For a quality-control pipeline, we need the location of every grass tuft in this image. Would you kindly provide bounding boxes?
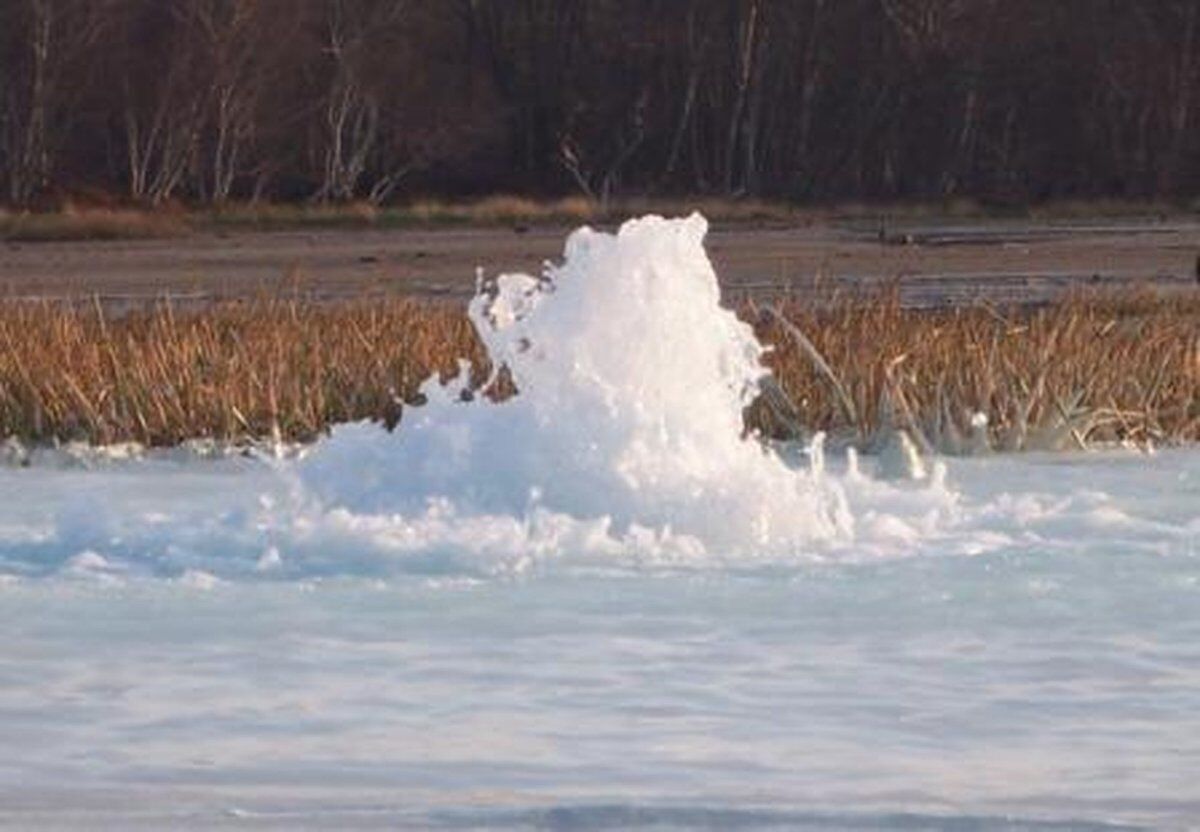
[749,289,1200,450]
[2,196,811,241]
[0,290,1195,450]
[0,205,189,242]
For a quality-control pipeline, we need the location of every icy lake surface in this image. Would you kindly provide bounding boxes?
[0,216,1196,829]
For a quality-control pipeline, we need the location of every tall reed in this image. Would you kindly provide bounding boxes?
[0,291,1195,450]
[752,290,1200,449]
[0,297,481,446]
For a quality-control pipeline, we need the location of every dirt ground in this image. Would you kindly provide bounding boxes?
[3,217,1198,308]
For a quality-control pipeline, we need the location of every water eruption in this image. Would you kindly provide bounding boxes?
[301,214,853,555]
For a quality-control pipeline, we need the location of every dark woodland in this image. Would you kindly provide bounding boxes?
[2,0,1199,208]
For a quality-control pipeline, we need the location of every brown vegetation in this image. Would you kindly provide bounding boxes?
[0,197,812,242]
[753,291,1200,451]
[0,297,480,446]
[0,292,1195,451]
[0,205,189,241]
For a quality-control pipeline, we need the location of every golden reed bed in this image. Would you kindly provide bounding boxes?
[0,291,1196,451]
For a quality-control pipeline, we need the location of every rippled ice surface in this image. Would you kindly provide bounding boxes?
[0,448,1197,830]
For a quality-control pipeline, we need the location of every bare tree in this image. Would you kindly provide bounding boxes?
[1144,0,1200,194]
[113,1,204,203]
[558,87,647,205]
[177,0,297,202]
[4,0,1200,206]
[721,0,763,194]
[310,0,413,203]
[0,0,110,204]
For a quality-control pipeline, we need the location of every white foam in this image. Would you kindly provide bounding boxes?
[0,212,1195,824]
[301,215,855,558]
[176,569,221,590]
[1,216,1193,584]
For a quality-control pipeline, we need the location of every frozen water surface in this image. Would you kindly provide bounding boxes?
[0,217,1197,829]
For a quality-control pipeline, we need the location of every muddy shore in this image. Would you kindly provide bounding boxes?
[3,217,1198,308]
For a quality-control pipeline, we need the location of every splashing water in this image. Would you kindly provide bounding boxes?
[1,216,1199,829]
[301,214,857,558]
[0,214,968,579]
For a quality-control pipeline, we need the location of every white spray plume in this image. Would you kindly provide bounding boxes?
[301,214,852,555]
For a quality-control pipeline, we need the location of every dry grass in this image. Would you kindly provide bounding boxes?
[751,289,1200,450]
[0,291,1196,450]
[0,205,189,242]
[7,196,1197,242]
[401,195,599,225]
[2,196,808,241]
[0,297,484,447]
[205,200,389,230]
[9,191,1200,245]
[207,195,804,230]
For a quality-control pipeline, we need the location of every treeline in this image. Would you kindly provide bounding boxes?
[2,0,1199,208]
